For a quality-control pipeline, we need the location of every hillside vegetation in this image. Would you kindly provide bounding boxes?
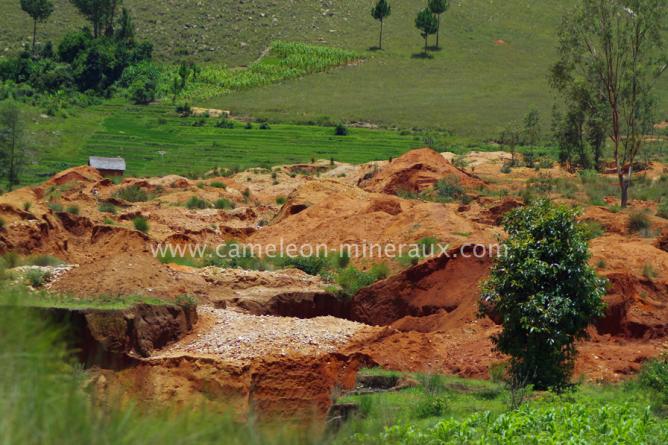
[3,0,665,137]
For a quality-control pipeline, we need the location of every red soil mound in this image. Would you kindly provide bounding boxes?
[253,180,499,262]
[349,245,493,326]
[50,252,212,300]
[359,148,486,195]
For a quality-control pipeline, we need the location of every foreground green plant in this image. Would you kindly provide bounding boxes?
[480,200,606,390]
[354,401,668,444]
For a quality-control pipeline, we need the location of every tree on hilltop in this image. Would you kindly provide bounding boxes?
[428,0,449,49]
[20,0,54,55]
[415,8,438,55]
[371,0,391,50]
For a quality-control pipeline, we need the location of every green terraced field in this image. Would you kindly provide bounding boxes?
[29,103,423,181]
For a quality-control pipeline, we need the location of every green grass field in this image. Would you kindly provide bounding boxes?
[4,0,665,139]
[23,102,424,182]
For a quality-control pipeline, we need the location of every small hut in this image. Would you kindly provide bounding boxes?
[88,156,126,178]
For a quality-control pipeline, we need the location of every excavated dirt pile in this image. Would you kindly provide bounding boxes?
[3,150,668,418]
[358,147,486,195]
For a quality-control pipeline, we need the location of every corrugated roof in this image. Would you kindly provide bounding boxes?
[88,156,126,171]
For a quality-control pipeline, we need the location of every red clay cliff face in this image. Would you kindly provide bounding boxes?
[349,245,493,326]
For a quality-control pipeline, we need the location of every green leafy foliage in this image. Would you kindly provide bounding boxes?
[98,202,117,214]
[357,402,668,444]
[334,122,349,136]
[480,200,606,390]
[639,355,668,405]
[628,211,652,235]
[132,216,149,233]
[214,198,235,210]
[113,185,150,202]
[186,196,209,210]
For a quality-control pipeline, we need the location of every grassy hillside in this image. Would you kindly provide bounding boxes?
[208,0,668,137]
[0,0,366,65]
[24,102,426,182]
[3,0,667,143]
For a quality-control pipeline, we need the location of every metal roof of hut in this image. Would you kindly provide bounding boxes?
[88,156,126,171]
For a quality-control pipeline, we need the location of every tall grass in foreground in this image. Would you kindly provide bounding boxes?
[161,41,361,101]
[0,284,313,445]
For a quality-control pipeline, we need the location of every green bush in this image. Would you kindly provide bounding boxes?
[259,122,271,130]
[279,255,329,276]
[480,200,606,390]
[414,395,449,419]
[215,118,235,129]
[186,196,209,210]
[336,265,387,298]
[500,162,513,174]
[98,202,117,214]
[578,220,605,240]
[22,202,31,212]
[643,264,658,280]
[275,196,287,205]
[628,210,652,234]
[214,198,235,210]
[417,236,440,257]
[175,102,191,116]
[639,355,668,404]
[66,205,80,215]
[129,76,157,105]
[48,202,63,212]
[334,123,349,136]
[25,269,51,288]
[435,176,466,202]
[133,216,149,234]
[175,295,197,309]
[210,181,226,189]
[657,200,668,219]
[113,185,149,203]
[337,251,351,269]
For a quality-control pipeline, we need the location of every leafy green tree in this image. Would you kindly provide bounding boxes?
[115,7,134,42]
[415,8,438,54]
[0,101,30,191]
[499,123,521,166]
[371,0,391,50]
[428,0,449,49]
[522,109,541,146]
[553,0,667,207]
[20,0,54,55]
[69,0,120,38]
[480,200,606,390]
